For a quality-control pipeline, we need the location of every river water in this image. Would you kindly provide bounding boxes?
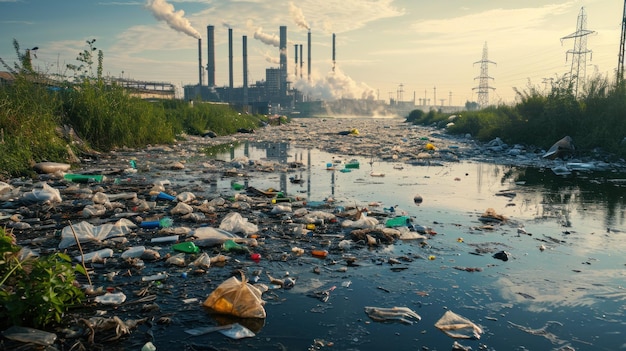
[126,137,626,351]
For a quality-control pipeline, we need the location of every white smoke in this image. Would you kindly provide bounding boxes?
[289,2,310,30]
[145,0,201,39]
[253,27,280,47]
[294,67,376,100]
[264,52,280,64]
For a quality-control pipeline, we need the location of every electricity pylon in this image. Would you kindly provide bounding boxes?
[473,42,496,107]
[561,7,595,97]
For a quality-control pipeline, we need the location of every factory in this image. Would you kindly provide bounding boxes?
[183,25,319,116]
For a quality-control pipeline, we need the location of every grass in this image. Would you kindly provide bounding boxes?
[407,74,626,159]
[0,39,273,179]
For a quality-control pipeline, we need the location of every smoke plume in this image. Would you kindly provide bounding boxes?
[294,67,376,101]
[146,0,201,39]
[253,27,280,47]
[289,2,310,30]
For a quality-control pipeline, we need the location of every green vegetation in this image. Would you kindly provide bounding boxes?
[0,228,86,328]
[0,39,272,178]
[407,74,626,159]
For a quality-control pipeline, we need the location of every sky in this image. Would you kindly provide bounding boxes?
[0,0,623,105]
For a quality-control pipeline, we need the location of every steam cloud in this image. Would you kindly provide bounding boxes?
[294,67,376,101]
[146,0,201,39]
[253,27,280,47]
[289,2,310,30]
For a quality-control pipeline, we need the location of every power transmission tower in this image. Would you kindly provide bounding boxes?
[617,1,626,82]
[561,7,595,97]
[473,42,496,107]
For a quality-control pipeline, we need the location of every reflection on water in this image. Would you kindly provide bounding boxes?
[198,140,626,350]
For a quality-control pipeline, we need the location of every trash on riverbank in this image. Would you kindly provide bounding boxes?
[202,273,267,319]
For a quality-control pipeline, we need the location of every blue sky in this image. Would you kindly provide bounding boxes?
[0,0,622,105]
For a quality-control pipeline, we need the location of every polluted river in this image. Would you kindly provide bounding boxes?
[1,117,626,351]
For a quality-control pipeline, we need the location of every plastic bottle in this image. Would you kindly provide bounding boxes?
[222,239,249,253]
[140,217,173,229]
[156,192,176,201]
[142,272,168,281]
[172,241,200,254]
[121,246,145,259]
[63,173,105,183]
[272,197,292,203]
[385,215,411,228]
[75,248,114,262]
[151,235,180,243]
[231,182,245,190]
[311,249,328,258]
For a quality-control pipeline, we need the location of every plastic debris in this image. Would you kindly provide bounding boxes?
[1,326,57,346]
[364,306,421,324]
[202,273,266,318]
[434,310,483,339]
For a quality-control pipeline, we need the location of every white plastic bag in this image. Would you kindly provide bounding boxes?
[219,212,258,235]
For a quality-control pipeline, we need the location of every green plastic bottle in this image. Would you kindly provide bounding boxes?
[172,241,199,254]
[64,173,105,183]
[222,239,249,253]
[385,215,411,228]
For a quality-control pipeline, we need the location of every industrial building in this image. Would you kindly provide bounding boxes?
[183,25,329,117]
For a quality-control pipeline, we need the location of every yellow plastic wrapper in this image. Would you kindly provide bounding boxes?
[203,273,266,319]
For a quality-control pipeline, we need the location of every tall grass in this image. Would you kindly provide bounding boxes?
[0,39,271,178]
[410,74,626,158]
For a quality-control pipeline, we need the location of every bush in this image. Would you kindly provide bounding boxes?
[0,228,85,328]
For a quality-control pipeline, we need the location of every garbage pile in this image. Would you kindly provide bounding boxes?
[0,137,443,349]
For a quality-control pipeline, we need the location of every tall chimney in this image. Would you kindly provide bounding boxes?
[228,28,233,90]
[279,26,287,97]
[299,44,303,79]
[243,35,248,106]
[207,25,215,87]
[307,30,311,81]
[198,38,202,86]
[294,44,298,78]
[332,33,336,72]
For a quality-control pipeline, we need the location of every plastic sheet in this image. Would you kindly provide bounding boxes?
[434,310,483,339]
[59,218,136,249]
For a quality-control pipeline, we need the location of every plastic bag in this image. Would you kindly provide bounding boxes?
[434,310,483,339]
[21,182,62,204]
[219,212,258,235]
[59,218,136,249]
[202,273,266,318]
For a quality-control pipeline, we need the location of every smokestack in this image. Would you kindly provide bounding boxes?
[228,28,233,90]
[332,33,336,72]
[207,25,215,87]
[307,30,311,81]
[243,35,248,106]
[294,44,298,78]
[198,38,202,86]
[279,26,287,97]
[300,44,303,79]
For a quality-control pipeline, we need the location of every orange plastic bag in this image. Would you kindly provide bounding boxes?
[202,273,266,319]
